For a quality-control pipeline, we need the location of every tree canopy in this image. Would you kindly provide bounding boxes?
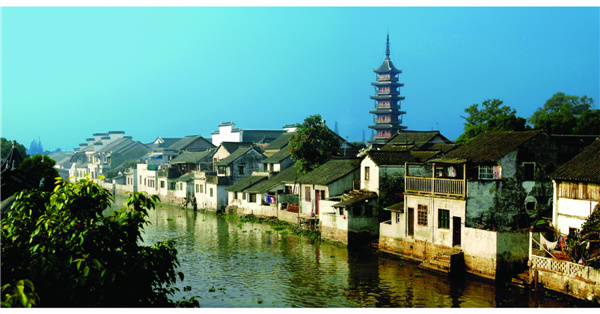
[528,92,598,135]
[1,178,184,307]
[456,99,528,145]
[16,154,60,192]
[27,137,44,156]
[288,114,342,174]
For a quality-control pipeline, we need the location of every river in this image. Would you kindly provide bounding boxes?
[116,199,588,308]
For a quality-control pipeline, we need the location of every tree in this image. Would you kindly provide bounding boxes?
[288,114,342,174]
[528,92,597,134]
[1,178,183,307]
[16,154,59,192]
[456,99,528,145]
[1,138,28,160]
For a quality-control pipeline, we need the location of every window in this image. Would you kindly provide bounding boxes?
[238,164,245,175]
[210,188,213,197]
[523,162,535,181]
[196,184,199,193]
[243,193,246,200]
[478,166,494,180]
[320,190,326,200]
[417,205,428,226]
[365,167,370,180]
[218,166,226,175]
[438,209,450,229]
[338,207,343,215]
[234,192,238,200]
[249,193,257,203]
[396,212,401,224]
[169,182,176,190]
[200,185,204,193]
[161,181,165,188]
[305,186,311,201]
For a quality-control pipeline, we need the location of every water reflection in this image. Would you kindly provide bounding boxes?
[116,199,585,308]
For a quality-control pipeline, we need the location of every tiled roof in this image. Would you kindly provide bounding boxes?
[297,158,362,185]
[550,139,600,183]
[264,132,295,151]
[245,164,303,193]
[263,148,291,163]
[382,130,450,150]
[168,135,214,151]
[220,142,255,154]
[374,57,401,74]
[385,202,404,211]
[410,151,442,163]
[225,175,269,192]
[215,146,264,166]
[242,130,286,144]
[333,192,378,208]
[366,150,416,166]
[156,138,182,148]
[170,150,214,164]
[176,172,195,182]
[440,130,544,164]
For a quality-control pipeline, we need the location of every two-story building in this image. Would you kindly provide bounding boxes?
[380,130,568,279]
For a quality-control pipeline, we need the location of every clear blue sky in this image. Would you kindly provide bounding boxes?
[1,6,599,151]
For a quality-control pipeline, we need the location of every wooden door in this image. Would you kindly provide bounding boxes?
[408,207,414,237]
[453,217,461,247]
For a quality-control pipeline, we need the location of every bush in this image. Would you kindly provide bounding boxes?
[1,177,183,307]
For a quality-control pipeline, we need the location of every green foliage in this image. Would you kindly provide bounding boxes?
[289,114,342,174]
[456,99,528,145]
[1,177,182,307]
[378,172,404,209]
[28,137,44,156]
[1,137,28,160]
[1,279,40,308]
[17,154,60,192]
[528,92,597,135]
[566,204,600,268]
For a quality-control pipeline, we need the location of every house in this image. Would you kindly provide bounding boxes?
[212,142,255,166]
[320,191,379,245]
[262,132,295,157]
[380,130,571,280]
[211,122,287,147]
[169,149,215,173]
[194,172,230,212]
[230,164,303,222]
[215,146,265,185]
[360,150,417,195]
[296,157,362,216]
[261,148,294,173]
[549,138,600,237]
[528,139,600,302]
[225,174,270,213]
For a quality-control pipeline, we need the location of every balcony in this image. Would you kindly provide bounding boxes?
[405,162,466,198]
[406,177,465,197]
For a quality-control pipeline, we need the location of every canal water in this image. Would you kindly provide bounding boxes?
[116,199,587,308]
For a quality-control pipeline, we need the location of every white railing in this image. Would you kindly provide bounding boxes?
[406,177,465,197]
[531,255,585,278]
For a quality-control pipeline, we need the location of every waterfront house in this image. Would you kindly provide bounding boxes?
[380,130,570,279]
[320,191,379,245]
[225,174,270,213]
[360,150,417,195]
[232,165,303,223]
[528,138,600,302]
[549,138,600,237]
[297,157,362,217]
[261,147,294,173]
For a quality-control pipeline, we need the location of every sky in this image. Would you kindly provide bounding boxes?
[1,6,599,152]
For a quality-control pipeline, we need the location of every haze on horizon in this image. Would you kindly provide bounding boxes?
[1,6,598,151]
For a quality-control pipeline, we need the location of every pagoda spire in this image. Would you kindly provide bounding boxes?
[385,33,390,57]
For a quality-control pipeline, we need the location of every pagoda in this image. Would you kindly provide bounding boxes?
[368,34,406,145]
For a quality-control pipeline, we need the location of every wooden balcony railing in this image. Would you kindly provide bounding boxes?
[406,176,465,198]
